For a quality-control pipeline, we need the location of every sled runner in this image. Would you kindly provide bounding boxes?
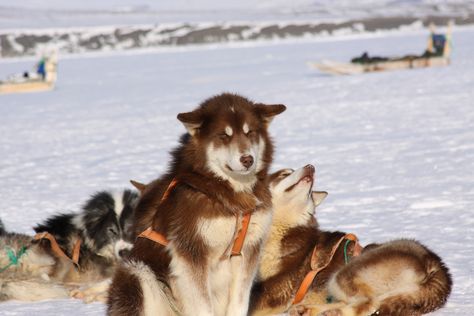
[0,55,57,94]
[309,23,452,75]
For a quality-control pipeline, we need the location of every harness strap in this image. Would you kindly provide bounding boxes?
[71,237,81,264]
[292,233,359,305]
[34,232,81,266]
[138,213,252,256]
[162,178,178,201]
[138,227,169,246]
[137,178,176,246]
[0,246,27,273]
[231,213,252,257]
[137,178,253,257]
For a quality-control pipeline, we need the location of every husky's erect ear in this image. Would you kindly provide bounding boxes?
[130,180,147,194]
[312,191,328,207]
[254,103,286,126]
[177,110,203,136]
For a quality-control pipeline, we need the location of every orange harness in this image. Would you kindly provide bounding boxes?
[33,232,81,266]
[137,178,252,257]
[291,233,361,305]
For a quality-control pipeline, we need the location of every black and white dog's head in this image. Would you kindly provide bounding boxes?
[74,189,139,260]
[34,189,139,262]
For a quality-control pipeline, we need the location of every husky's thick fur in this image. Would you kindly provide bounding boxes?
[0,189,139,302]
[250,165,359,315]
[251,166,451,316]
[298,239,452,316]
[0,226,62,301]
[108,93,286,316]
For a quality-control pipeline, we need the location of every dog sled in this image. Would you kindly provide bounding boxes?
[0,56,57,94]
[308,23,452,75]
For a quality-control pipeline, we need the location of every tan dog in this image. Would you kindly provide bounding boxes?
[295,239,452,316]
[250,165,361,315]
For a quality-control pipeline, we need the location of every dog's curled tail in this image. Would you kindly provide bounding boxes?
[378,250,452,315]
[417,252,452,312]
[108,261,177,316]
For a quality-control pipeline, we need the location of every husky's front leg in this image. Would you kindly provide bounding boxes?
[171,255,214,316]
[226,250,260,316]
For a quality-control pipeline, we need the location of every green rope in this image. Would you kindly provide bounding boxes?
[0,246,27,273]
[343,239,352,264]
[325,239,353,303]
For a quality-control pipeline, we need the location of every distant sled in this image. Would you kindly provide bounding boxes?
[309,57,450,75]
[0,56,57,94]
[309,23,452,75]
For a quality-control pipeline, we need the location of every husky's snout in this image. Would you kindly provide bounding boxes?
[240,155,254,169]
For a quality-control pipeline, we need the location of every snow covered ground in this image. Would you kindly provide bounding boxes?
[0,27,473,315]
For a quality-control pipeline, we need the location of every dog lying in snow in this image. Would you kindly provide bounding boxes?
[294,239,452,316]
[247,165,452,316]
[0,189,139,302]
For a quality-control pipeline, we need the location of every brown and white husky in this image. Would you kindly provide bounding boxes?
[107,93,286,316]
[296,238,452,316]
[250,165,361,315]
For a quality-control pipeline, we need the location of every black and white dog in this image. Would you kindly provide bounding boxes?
[0,189,139,302]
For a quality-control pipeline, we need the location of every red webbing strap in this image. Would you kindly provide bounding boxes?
[162,178,178,202]
[138,227,169,246]
[291,233,359,305]
[137,179,253,258]
[34,232,81,266]
[137,178,177,246]
[71,238,82,264]
[231,213,252,257]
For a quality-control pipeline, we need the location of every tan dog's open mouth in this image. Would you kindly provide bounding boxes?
[285,164,315,192]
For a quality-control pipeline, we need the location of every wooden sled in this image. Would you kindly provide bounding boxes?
[308,56,450,75]
[309,23,452,75]
[0,56,57,95]
[0,80,55,94]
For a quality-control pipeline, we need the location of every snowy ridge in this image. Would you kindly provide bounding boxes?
[1,15,473,58]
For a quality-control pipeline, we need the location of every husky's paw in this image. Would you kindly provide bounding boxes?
[70,280,110,303]
[289,305,313,316]
[318,309,342,316]
[70,288,107,303]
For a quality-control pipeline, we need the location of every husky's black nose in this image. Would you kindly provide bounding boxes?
[240,155,254,169]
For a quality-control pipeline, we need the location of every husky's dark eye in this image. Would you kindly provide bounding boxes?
[108,228,118,236]
[279,170,293,178]
[218,133,230,140]
[246,130,256,137]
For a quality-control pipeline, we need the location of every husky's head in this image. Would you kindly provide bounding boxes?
[75,189,139,261]
[177,93,286,192]
[269,165,327,227]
